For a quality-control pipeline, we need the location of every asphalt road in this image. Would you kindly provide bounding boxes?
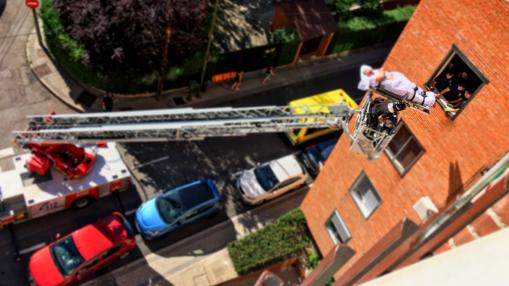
[0,42,384,285]
[0,0,74,149]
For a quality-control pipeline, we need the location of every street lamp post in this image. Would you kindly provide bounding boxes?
[199,0,220,93]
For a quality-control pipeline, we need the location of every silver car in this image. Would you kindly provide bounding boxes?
[236,154,308,205]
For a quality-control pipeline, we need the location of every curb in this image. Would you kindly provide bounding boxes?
[26,31,86,112]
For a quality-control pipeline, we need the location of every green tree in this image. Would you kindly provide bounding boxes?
[358,0,383,17]
[332,0,356,21]
[53,0,208,77]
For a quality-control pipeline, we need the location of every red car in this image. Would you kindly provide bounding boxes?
[28,212,136,286]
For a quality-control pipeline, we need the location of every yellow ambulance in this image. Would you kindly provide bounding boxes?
[286,88,358,145]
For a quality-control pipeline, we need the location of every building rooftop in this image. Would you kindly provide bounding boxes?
[214,0,274,53]
[363,228,509,286]
[277,0,339,41]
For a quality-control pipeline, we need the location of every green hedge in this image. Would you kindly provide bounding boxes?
[40,0,96,85]
[277,41,300,66]
[327,5,415,54]
[227,209,310,275]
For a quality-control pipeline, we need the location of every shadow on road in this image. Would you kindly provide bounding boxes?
[119,133,298,218]
[0,0,6,17]
[84,247,176,286]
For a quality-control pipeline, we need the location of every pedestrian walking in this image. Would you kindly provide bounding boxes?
[261,65,275,85]
[231,70,244,91]
[102,92,114,112]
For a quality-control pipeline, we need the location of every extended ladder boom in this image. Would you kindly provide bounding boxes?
[26,105,343,128]
[14,104,354,144]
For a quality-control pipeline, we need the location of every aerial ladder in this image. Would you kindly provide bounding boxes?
[12,102,398,178]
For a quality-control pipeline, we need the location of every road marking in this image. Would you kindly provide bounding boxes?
[136,156,170,169]
[125,208,137,216]
[19,242,46,255]
[0,3,30,68]
[244,156,257,167]
[0,147,14,159]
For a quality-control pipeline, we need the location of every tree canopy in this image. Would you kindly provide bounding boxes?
[54,0,207,76]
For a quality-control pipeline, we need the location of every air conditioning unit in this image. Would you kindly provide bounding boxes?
[413,196,439,223]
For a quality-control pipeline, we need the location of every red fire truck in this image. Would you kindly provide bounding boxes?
[0,143,131,228]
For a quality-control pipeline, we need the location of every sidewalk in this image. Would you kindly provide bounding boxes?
[82,188,308,286]
[26,29,391,112]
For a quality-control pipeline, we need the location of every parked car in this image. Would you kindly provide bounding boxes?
[28,212,135,286]
[135,179,222,239]
[299,138,337,177]
[235,154,308,205]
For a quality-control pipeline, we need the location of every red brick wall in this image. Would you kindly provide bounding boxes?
[301,0,509,279]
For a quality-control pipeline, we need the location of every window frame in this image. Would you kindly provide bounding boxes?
[349,171,382,219]
[385,121,425,176]
[325,209,351,244]
[426,44,489,120]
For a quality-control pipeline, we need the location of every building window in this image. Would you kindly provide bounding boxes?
[386,122,424,175]
[427,45,488,119]
[326,210,351,244]
[350,171,381,218]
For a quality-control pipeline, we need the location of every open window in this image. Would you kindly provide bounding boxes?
[427,45,488,119]
[325,209,351,244]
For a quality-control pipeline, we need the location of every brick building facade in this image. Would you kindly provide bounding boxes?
[300,0,509,283]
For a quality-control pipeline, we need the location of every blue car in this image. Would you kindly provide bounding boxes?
[299,139,337,177]
[135,179,222,239]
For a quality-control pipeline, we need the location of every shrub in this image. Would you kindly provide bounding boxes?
[307,249,321,269]
[270,28,299,44]
[277,41,300,66]
[331,0,356,21]
[227,209,310,275]
[327,5,416,54]
[39,0,206,94]
[270,28,300,66]
[358,0,383,17]
[342,5,416,31]
[384,5,416,22]
[40,0,84,63]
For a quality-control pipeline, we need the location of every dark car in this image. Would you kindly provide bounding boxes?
[299,139,337,177]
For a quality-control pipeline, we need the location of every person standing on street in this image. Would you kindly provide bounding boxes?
[231,70,244,91]
[102,92,114,112]
[261,65,275,85]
